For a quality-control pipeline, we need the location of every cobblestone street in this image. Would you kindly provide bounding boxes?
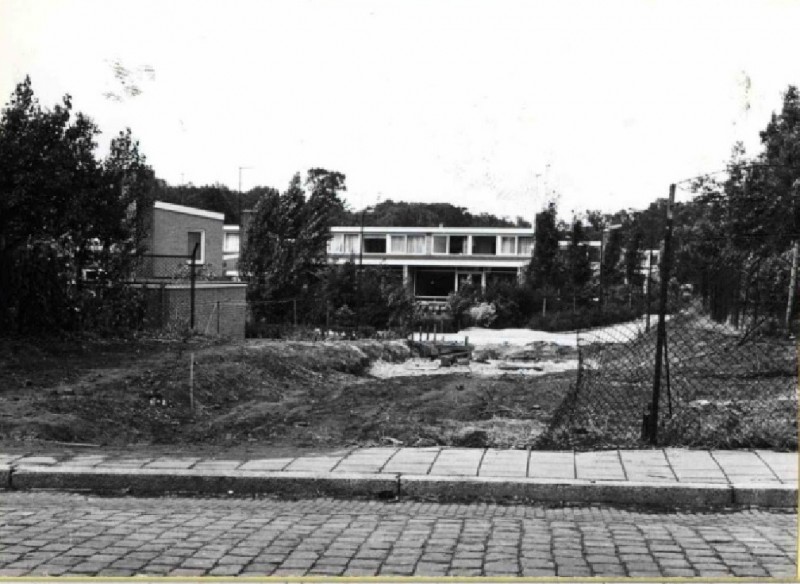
[0,492,795,578]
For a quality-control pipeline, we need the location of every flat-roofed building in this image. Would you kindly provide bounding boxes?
[327,226,535,304]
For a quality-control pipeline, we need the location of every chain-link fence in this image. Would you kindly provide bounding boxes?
[129,251,247,338]
[538,187,798,450]
[244,297,412,340]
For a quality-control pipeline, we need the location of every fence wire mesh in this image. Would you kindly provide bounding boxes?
[539,299,797,449]
[538,189,798,450]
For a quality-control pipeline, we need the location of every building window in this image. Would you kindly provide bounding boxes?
[187,231,205,263]
[407,235,426,254]
[224,233,240,253]
[500,236,516,255]
[433,235,448,254]
[343,234,359,253]
[363,236,386,254]
[390,235,406,253]
[472,236,496,255]
[449,235,467,255]
[329,233,359,254]
[518,237,533,256]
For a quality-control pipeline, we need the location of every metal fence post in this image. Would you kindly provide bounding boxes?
[216,300,221,335]
[646,184,675,444]
[190,243,199,330]
[645,249,653,332]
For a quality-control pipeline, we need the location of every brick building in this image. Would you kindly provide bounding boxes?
[133,201,246,338]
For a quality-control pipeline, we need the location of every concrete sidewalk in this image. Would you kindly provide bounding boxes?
[1,447,796,509]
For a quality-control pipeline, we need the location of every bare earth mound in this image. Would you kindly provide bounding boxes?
[0,337,570,450]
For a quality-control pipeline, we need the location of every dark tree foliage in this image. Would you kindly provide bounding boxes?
[526,201,561,290]
[624,228,644,287]
[0,77,155,333]
[342,200,526,228]
[153,183,263,224]
[315,262,413,329]
[600,228,623,288]
[565,219,593,305]
[241,170,348,321]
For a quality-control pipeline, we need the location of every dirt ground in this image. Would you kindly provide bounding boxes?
[0,335,573,452]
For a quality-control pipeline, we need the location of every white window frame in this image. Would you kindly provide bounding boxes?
[187,230,205,264]
[471,235,497,256]
[224,232,240,253]
[432,235,448,255]
[499,235,516,256]
[448,235,468,255]
[518,236,534,256]
[406,234,427,255]
[389,234,407,254]
[363,235,388,254]
[343,234,360,254]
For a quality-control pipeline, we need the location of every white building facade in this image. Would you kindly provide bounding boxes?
[327,226,535,303]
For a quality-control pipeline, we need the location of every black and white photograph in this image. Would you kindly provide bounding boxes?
[0,0,798,581]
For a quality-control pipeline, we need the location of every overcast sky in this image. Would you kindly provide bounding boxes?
[2,0,800,222]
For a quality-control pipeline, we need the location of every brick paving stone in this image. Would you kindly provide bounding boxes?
[0,492,796,578]
[169,567,206,576]
[209,564,245,575]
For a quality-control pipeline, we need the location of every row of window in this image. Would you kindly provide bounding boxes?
[329,234,534,256]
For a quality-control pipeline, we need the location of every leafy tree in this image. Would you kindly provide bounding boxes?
[526,201,562,315]
[527,201,561,288]
[624,229,644,287]
[0,77,153,332]
[241,171,347,320]
[317,263,412,330]
[565,219,593,309]
[600,228,623,291]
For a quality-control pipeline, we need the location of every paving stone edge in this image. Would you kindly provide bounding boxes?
[2,464,795,509]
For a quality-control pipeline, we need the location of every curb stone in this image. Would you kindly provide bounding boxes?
[4,464,796,509]
[400,475,735,508]
[10,466,398,498]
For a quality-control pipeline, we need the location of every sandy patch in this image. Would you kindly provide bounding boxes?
[369,357,578,378]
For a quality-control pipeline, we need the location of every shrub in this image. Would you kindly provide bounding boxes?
[468,302,497,327]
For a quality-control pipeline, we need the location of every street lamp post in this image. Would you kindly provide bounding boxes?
[238,166,252,227]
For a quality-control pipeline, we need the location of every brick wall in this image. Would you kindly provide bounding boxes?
[139,283,246,339]
[150,207,224,276]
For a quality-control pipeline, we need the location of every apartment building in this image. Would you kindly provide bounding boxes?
[327,226,535,302]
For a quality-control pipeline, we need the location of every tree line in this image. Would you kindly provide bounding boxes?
[2,76,798,335]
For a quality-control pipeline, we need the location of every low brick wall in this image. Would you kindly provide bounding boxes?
[137,282,247,339]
